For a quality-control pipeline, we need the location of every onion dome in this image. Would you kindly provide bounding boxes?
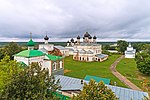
[75,41,77,43]
[93,35,97,39]
[84,32,90,37]
[88,35,92,39]
[67,41,70,43]
[27,39,35,46]
[77,35,80,39]
[44,35,49,40]
[70,38,74,42]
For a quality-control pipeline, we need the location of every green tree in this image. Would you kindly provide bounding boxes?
[103,45,111,50]
[0,62,61,100]
[132,43,144,52]
[117,40,128,54]
[72,80,118,100]
[143,44,150,54]
[0,55,22,92]
[135,52,150,76]
[0,48,4,59]
[3,42,22,60]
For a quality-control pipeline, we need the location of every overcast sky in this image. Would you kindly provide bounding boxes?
[0,0,150,42]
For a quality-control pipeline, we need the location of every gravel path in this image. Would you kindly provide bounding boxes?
[110,55,141,91]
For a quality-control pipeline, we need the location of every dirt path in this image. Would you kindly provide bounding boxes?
[110,55,141,91]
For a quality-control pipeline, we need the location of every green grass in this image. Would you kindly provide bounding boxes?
[116,58,150,90]
[64,54,127,88]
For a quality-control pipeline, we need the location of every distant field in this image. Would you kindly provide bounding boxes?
[0,42,67,47]
[116,58,150,91]
[64,55,127,88]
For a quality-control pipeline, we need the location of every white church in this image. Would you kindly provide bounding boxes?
[14,33,64,75]
[66,32,108,62]
[125,43,136,58]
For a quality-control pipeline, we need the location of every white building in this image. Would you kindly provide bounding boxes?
[55,46,69,56]
[66,32,108,62]
[39,35,54,54]
[125,43,136,58]
[14,34,64,75]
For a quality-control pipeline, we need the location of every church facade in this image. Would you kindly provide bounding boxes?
[14,33,64,75]
[66,32,108,62]
[125,43,136,58]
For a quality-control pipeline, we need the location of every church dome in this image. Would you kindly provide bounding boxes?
[84,32,90,37]
[27,39,35,46]
[44,35,49,40]
[70,38,74,42]
[88,35,92,39]
[77,35,80,39]
[93,36,97,39]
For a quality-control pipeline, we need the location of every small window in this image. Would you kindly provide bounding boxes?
[52,62,57,71]
[80,57,81,60]
[60,61,63,68]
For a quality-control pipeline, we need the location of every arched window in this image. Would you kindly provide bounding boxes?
[87,57,89,61]
[60,61,63,68]
[52,62,57,71]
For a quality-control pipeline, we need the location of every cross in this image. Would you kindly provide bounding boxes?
[30,32,32,39]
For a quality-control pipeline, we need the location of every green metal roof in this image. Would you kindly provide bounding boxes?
[15,50,45,58]
[18,61,27,68]
[84,75,110,85]
[27,39,35,46]
[46,54,62,61]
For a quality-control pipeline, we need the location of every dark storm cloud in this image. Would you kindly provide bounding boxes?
[0,0,150,41]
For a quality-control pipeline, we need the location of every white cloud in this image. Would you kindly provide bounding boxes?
[0,0,150,42]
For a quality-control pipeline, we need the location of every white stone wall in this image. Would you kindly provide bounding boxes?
[60,49,69,56]
[125,54,135,58]
[127,47,134,51]
[39,44,54,51]
[73,53,95,62]
[14,56,45,66]
[75,45,102,54]
[14,56,29,65]
[42,60,52,75]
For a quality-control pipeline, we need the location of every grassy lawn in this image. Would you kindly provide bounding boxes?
[116,58,150,92]
[64,54,127,88]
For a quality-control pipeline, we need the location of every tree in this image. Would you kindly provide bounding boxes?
[135,52,150,75]
[0,62,61,100]
[3,42,22,60]
[117,40,128,54]
[132,43,144,52]
[0,55,22,92]
[103,45,111,50]
[0,48,4,59]
[72,80,118,100]
[143,44,150,54]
